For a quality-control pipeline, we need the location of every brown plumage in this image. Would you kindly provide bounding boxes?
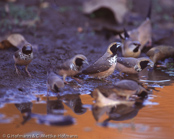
[115,57,154,75]
[56,54,88,83]
[146,45,174,65]
[119,29,141,58]
[46,71,64,95]
[96,80,149,100]
[82,42,121,79]
[13,44,34,77]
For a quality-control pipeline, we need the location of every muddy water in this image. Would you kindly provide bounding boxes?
[0,68,174,139]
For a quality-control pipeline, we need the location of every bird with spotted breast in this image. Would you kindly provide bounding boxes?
[81,42,121,79]
[13,44,33,77]
[119,29,141,58]
[56,54,88,84]
[116,57,154,76]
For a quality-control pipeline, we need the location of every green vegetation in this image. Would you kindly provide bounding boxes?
[0,2,40,33]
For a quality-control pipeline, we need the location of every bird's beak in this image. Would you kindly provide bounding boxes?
[83,60,89,65]
[116,42,122,48]
[148,61,154,67]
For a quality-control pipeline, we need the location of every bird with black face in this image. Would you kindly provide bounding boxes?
[56,54,88,84]
[47,71,64,96]
[13,44,33,77]
[116,57,154,76]
[119,29,141,58]
[81,42,121,79]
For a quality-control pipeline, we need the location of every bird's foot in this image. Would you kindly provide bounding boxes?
[25,66,31,77]
[64,81,69,84]
[27,72,32,77]
[15,64,21,75]
[72,77,83,84]
[119,72,124,78]
[15,68,21,75]
[156,64,167,68]
[100,78,109,82]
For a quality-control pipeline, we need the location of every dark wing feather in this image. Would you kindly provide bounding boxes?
[82,57,111,74]
[114,80,138,91]
[117,57,137,68]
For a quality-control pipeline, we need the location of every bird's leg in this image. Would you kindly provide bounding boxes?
[72,76,83,84]
[63,74,68,84]
[119,72,124,78]
[14,64,20,75]
[25,65,31,77]
[47,89,49,96]
[126,95,130,100]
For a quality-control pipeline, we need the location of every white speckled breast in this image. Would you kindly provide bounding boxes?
[108,55,117,65]
[19,52,33,61]
[134,64,142,72]
[70,63,77,71]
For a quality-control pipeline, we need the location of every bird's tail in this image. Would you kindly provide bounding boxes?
[124,28,130,39]
[146,0,152,19]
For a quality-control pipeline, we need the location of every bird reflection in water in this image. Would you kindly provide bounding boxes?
[15,102,32,125]
[46,97,64,115]
[14,97,75,126]
[62,94,87,115]
[91,81,148,126]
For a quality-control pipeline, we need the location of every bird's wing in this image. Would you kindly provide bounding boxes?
[57,59,72,70]
[117,57,137,68]
[115,80,138,91]
[14,51,20,59]
[82,57,111,74]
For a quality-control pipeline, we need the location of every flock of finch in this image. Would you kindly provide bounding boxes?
[1,3,174,104]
